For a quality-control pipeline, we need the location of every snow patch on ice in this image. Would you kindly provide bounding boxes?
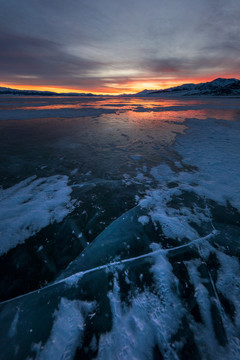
[8,309,20,338]
[176,119,240,210]
[130,154,142,161]
[139,118,240,241]
[0,175,74,255]
[152,119,240,210]
[122,171,152,187]
[70,168,78,175]
[216,252,240,329]
[139,181,207,241]
[97,254,184,360]
[185,253,240,360]
[138,215,149,225]
[35,298,95,360]
[186,260,219,357]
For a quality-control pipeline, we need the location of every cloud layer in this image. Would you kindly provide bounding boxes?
[0,0,239,93]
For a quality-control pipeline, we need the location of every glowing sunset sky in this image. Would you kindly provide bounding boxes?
[0,0,239,94]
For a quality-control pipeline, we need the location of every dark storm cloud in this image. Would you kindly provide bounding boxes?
[141,55,240,77]
[0,0,239,91]
[0,29,106,79]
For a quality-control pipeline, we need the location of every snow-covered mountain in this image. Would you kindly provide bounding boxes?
[0,86,96,96]
[135,78,240,97]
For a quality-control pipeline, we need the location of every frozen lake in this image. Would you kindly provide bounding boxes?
[0,96,240,359]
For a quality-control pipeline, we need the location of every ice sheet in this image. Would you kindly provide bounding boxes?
[0,99,240,360]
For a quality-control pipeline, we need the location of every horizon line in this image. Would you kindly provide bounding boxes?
[1,77,239,96]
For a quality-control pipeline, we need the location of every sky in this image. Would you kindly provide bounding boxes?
[0,0,239,94]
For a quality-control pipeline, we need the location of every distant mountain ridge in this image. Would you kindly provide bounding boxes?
[0,86,96,96]
[135,78,240,97]
[1,78,240,97]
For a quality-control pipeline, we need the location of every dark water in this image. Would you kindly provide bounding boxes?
[0,96,240,360]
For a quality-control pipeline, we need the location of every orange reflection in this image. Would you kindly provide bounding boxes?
[2,97,190,111]
[1,97,238,123]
